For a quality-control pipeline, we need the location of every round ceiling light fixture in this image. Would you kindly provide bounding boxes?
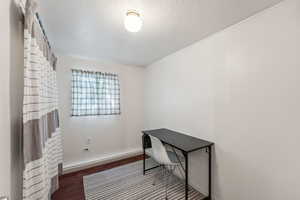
[124,10,143,33]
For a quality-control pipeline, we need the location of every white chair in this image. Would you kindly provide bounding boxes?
[147,135,184,200]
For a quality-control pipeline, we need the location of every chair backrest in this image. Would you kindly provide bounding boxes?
[149,135,172,165]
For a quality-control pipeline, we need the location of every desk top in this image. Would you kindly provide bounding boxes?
[142,128,214,153]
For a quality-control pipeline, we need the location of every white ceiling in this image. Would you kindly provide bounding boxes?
[39,0,282,67]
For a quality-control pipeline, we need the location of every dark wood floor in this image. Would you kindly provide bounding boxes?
[52,155,144,200]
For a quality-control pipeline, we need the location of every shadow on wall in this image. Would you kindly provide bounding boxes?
[10,1,24,200]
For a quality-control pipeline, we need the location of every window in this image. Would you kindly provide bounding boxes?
[71,69,121,116]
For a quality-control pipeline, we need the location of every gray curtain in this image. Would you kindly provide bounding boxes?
[19,0,63,199]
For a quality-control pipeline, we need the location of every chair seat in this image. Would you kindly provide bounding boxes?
[145,148,184,164]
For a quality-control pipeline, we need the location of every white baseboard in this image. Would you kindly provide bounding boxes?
[189,181,207,197]
[172,168,208,197]
[63,148,143,174]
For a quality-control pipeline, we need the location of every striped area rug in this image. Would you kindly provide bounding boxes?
[83,160,205,200]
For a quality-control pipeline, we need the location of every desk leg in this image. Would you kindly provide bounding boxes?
[184,153,189,200]
[143,146,146,175]
[208,146,212,200]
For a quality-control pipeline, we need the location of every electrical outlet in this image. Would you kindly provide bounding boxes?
[83,138,92,152]
[86,138,92,145]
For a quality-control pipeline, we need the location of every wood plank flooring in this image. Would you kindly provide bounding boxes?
[52,155,144,200]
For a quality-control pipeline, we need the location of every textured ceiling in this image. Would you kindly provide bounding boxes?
[39,0,282,66]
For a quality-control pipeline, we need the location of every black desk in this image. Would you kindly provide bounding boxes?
[142,128,214,200]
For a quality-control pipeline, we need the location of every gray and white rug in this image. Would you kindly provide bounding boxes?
[83,160,205,200]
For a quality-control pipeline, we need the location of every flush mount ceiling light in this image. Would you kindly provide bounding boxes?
[124,10,143,33]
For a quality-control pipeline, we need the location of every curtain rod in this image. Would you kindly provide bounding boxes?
[15,0,52,49]
[35,13,52,50]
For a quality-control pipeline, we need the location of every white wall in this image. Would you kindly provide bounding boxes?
[144,0,300,199]
[0,0,12,197]
[0,0,23,199]
[10,1,24,200]
[57,55,144,170]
